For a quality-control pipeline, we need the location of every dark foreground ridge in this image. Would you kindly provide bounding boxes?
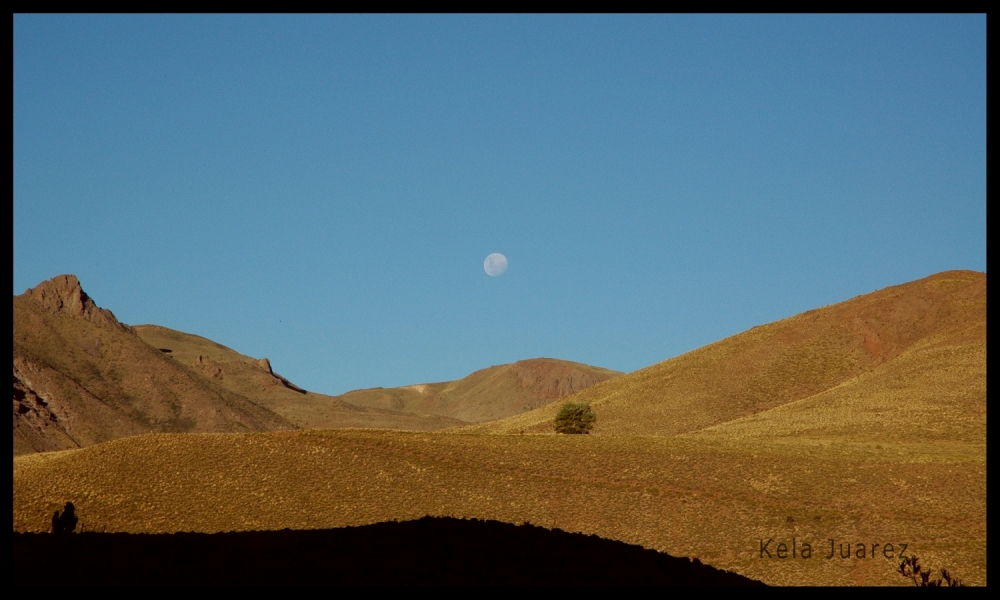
[14,516,764,586]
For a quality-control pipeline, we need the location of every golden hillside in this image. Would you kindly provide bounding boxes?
[13,270,986,585]
[468,270,985,441]
[339,358,621,423]
[13,429,985,586]
[684,321,985,452]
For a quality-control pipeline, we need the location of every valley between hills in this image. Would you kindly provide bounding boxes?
[13,270,986,586]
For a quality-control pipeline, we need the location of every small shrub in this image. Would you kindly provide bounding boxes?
[898,556,965,587]
[51,502,78,535]
[554,402,596,434]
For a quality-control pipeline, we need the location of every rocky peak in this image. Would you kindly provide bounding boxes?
[257,358,273,374]
[22,275,135,334]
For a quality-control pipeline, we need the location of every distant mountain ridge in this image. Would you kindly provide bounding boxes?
[131,324,466,434]
[13,275,620,454]
[339,358,621,423]
[16,270,982,455]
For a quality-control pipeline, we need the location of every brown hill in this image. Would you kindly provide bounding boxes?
[13,275,294,455]
[132,324,465,433]
[13,276,464,456]
[468,270,985,445]
[338,358,621,423]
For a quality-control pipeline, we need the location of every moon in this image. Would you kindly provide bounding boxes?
[484,253,508,276]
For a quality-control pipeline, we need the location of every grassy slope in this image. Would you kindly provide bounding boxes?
[464,270,985,439]
[684,325,985,454]
[134,325,464,432]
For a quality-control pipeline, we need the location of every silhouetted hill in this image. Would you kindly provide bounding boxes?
[12,516,763,586]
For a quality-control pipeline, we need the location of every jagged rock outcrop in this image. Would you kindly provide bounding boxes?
[23,274,135,334]
[13,359,76,453]
[11,356,133,454]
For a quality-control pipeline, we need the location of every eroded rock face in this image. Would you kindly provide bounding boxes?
[23,274,135,334]
[14,370,59,429]
[193,355,224,379]
[13,276,298,456]
[257,358,272,374]
[511,359,612,399]
[13,358,80,454]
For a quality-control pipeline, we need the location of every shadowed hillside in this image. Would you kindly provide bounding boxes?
[13,275,293,455]
[466,270,985,441]
[339,358,621,423]
[12,517,763,586]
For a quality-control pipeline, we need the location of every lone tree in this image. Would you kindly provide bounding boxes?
[554,402,596,434]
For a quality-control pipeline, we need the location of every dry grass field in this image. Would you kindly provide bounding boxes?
[13,270,985,586]
[13,429,985,586]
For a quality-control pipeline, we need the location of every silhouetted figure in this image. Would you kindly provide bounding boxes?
[52,502,78,535]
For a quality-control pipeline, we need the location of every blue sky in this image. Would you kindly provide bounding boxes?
[14,15,986,395]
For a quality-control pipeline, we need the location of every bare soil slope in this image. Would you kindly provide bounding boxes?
[339,358,621,423]
[468,270,985,440]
